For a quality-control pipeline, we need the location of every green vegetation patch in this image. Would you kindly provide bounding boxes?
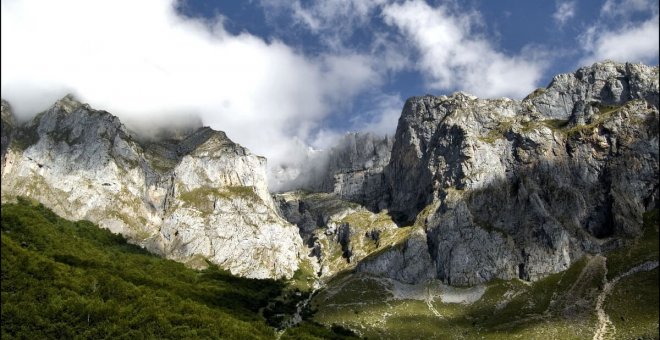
[289,257,318,292]
[604,268,659,339]
[605,208,659,280]
[313,256,607,339]
[479,120,513,144]
[316,209,412,276]
[0,199,352,339]
[178,185,262,214]
[542,119,569,130]
[564,103,622,138]
[280,321,360,340]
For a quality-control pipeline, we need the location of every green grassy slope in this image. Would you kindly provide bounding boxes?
[311,209,660,340]
[2,198,656,339]
[0,199,357,339]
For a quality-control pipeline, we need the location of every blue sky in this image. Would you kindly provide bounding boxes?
[178,0,659,134]
[1,0,658,179]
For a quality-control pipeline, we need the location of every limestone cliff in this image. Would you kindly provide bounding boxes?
[277,61,659,287]
[0,95,304,279]
[378,61,659,285]
[316,132,393,210]
[284,132,393,210]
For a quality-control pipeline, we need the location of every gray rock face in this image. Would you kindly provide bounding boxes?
[275,191,434,283]
[321,133,393,210]
[1,99,17,171]
[382,61,659,286]
[274,61,658,287]
[529,61,659,119]
[355,225,435,284]
[1,95,304,279]
[294,132,393,210]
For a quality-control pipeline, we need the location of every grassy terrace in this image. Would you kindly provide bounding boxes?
[0,199,357,339]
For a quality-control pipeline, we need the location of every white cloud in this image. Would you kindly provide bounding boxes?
[0,0,380,182]
[348,93,403,137]
[381,0,545,99]
[579,14,659,65]
[261,0,388,34]
[553,1,576,27]
[601,0,657,17]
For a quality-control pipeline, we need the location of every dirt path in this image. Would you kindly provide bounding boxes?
[592,260,659,340]
[426,286,443,319]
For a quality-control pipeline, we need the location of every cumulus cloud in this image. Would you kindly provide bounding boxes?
[381,0,546,99]
[579,0,659,66]
[0,0,380,183]
[553,1,576,27]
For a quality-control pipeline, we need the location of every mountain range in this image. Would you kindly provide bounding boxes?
[1,60,659,339]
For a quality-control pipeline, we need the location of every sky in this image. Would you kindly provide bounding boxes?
[1,0,658,188]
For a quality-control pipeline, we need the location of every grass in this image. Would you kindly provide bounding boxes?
[312,255,616,339]
[289,257,318,292]
[542,119,569,130]
[605,208,659,280]
[479,120,513,144]
[604,268,659,339]
[178,185,261,215]
[0,199,356,339]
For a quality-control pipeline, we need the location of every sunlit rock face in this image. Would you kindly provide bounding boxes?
[0,95,304,279]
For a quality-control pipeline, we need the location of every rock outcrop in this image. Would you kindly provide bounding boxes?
[275,191,433,283]
[379,61,659,286]
[0,95,304,279]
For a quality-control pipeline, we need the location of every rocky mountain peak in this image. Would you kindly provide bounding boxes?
[377,61,659,285]
[48,93,94,115]
[527,61,658,120]
[1,97,304,279]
